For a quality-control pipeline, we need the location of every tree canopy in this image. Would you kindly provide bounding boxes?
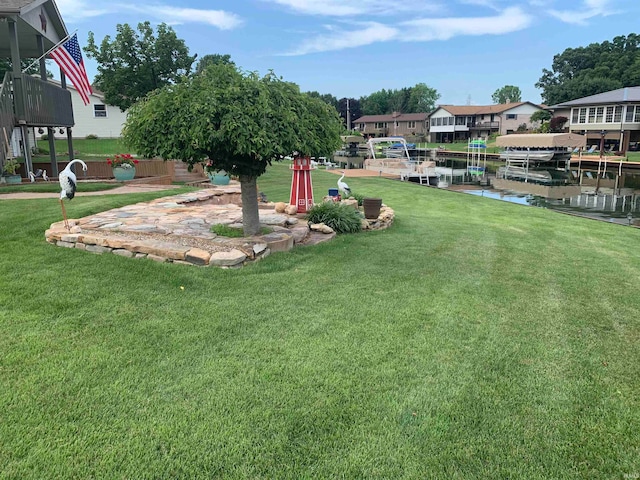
[195,54,234,75]
[0,58,53,79]
[123,64,343,235]
[84,22,196,111]
[359,83,440,115]
[492,85,522,104]
[536,33,640,105]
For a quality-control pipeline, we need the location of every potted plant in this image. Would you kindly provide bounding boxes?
[107,153,139,181]
[204,158,230,185]
[1,158,22,184]
[363,197,383,219]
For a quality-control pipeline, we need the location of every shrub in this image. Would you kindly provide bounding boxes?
[349,192,365,206]
[86,134,99,140]
[40,134,48,141]
[306,201,363,234]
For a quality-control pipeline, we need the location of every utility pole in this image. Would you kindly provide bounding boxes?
[346,98,351,131]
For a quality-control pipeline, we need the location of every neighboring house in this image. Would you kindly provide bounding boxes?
[40,79,128,139]
[428,102,544,143]
[352,112,428,137]
[548,87,640,153]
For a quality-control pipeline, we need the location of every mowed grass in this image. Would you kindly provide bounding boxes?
[1,164,639,479]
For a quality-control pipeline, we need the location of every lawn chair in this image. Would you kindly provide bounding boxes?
[585,145,597,155]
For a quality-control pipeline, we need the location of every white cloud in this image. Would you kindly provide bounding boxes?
[55,0,109,21]
[56,1,242,30]
[282,22,398,55]
[281,6,532,55]
[400,7,532,41]
[266,0,443,17]
[146,6,243,29]
[547,0,618,25]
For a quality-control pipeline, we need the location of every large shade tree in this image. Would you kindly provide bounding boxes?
[123,64,343,235]
[492,85,522,104]
[536,33,640,105]
[85,21,196,111]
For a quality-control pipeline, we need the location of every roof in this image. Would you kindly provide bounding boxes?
[435,102,541,116]
[353,113,428,123]
[550,87,640,108]
[0,0,38,12]
[495,133,586,148]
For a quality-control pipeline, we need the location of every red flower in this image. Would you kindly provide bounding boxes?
[106,159,112,165]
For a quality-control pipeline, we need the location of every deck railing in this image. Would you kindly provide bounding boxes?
[0,72,15,165]
[20,74,74,127]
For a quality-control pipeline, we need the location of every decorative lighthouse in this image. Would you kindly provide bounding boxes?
[289,155,314,213]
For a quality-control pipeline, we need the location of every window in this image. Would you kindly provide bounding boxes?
[94,104,107,118]
[449,117,454,125]
[375,122,387,129]
[626,106,635,122]
[635,106,640,123]
[431,118,436,126]
[587,107,596,123]
[605,106,614,122]
[436,118,442,126]
[579,107,586,123]
[614,106,622,123]
[408,121,416,129]
[572,108,579,124]
[506,114,517,120]
[595,107,604,123]
[358,123,364,130]
[455,116,466,126]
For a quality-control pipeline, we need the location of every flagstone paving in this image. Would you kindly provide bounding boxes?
[45,183,395,268]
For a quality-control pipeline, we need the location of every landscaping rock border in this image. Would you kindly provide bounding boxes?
[45,185,394,268]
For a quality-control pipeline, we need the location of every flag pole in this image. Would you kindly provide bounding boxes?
[21,29,78,73]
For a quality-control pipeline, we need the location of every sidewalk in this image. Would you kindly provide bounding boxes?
[0,183,181,200]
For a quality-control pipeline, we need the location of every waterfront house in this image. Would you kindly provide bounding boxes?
[428,102,544,143]
[352,112,429,138]
[548,87,640,154]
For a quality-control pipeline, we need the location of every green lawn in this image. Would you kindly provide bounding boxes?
[0,182,121,195]
[1,164,639,479]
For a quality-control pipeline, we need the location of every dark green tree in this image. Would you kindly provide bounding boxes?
[337,97,362,128]
[123,64,343,235]
[85,21,196,111]
[0,58,53,79]
[492,85,522,104]
[530,110,552,124]
[195,54,234,74]
[536,33,640,105]
[305,91,339,110]
[360,83,440,115]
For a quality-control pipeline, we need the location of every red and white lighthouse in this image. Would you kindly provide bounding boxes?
[289,156,314,213]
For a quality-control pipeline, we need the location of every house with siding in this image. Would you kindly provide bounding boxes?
[43,79,128,138]
[428,102,544,143]
[548,87,640,154]
[352,112,428,137]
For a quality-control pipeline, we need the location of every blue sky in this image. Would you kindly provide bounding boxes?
[56,0,638,106]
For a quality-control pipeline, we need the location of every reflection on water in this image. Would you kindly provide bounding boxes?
[462,189,640,226]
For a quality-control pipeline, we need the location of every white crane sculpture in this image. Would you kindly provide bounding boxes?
[337,171,351,197]
[58,159,87,231]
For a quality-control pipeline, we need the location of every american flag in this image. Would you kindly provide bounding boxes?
[50,34,92,106]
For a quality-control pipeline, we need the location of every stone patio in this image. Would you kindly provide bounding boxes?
[45,183,395,268]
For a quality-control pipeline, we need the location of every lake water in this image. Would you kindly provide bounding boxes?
[461,189,640,226]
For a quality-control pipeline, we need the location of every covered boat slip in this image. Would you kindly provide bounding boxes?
[496,133,587,186]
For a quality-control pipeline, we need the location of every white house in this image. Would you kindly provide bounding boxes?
[428,102,544,143]
[63,82,127,138]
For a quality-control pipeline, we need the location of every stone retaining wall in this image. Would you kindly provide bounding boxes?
[46,186,395,268]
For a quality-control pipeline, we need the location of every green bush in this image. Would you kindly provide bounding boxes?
[40,134,48,141]
[348,192,365,206]
[86,134,99,140]
[306,201,363,234]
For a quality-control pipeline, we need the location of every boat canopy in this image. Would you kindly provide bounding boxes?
[340,135,365,144]
[496,133,586,149]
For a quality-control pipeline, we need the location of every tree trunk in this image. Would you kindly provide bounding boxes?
[240,175,260,236]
